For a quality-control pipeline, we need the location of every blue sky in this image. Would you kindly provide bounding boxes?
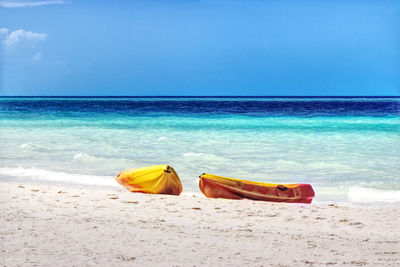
[0,0,399,96]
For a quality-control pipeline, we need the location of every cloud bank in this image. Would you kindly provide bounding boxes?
[0,0,64,8]
[0,28,48,47]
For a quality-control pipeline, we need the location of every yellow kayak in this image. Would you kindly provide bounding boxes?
[116,165,183,196]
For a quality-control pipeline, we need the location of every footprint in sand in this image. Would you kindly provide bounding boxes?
[349,222,363,226]
[122,201,139,204]
[265,212,279,217]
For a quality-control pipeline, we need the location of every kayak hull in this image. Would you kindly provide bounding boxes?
[116,165,183,196]
[199,173,314,204]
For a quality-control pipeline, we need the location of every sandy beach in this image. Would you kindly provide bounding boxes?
[1,181,399,267]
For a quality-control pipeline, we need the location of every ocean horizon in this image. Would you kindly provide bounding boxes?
[1,96,399,204]
[1,96,399,98]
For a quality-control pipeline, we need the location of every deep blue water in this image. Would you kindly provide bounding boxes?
[1,97,399,117]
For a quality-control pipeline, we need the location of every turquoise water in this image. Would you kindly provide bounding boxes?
[0,97,399,203]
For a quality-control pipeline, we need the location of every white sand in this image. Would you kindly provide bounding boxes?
[1,181,399,266]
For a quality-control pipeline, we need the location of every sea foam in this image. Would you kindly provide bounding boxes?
[348,187,400,203]
[0,167,118,187]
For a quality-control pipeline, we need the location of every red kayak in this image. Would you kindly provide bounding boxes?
[199,173,315,204]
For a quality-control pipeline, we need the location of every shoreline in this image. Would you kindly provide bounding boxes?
[1,180,400,266]
[2,174,399,206]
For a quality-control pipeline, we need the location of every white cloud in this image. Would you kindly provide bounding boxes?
[0,0,64,8]
[1,28,47,47]
[0,27,8,35]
